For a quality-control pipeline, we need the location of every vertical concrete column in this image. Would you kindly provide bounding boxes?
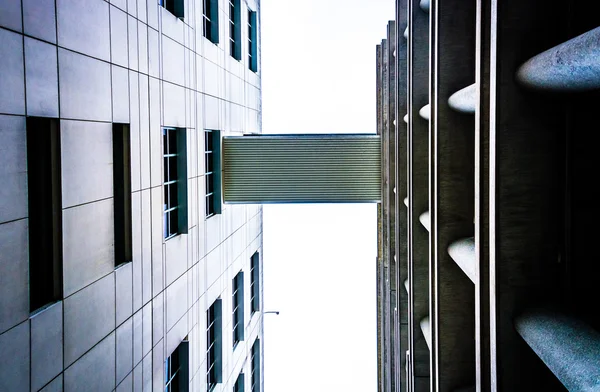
[407,0,430,390]
[429,0,477,390]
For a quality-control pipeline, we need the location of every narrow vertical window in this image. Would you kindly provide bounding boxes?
[250,252,260,313]
[160,0,184,18]
[229,0,242,60]
[232,271,244,347]
[248,10,258,72]
[207,299,222,391]
[203,0,219,44]
[251,339,260,392]
[165,340,189,391]
[163,127,188,239]
[27,117,63,312]
[234,373,245,392]
[205,130,221,217]
[113,124,132,267]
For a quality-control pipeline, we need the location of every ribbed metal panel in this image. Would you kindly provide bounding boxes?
[222,134,381,203]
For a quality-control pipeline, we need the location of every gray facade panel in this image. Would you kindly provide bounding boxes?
[31,302,63,391]
[116,371,133,392]
[0,115,27,225]
[64,274,116,366]
[110,5,129,68]
[0,321,29,391]
[57,0,110,62]
[62,198,115,297]
[64,332,116,392]
[166,271,188,332]
[112,65,131,123]
[116,317,134,385]
[0,219,29,334]
[39,374,63,392]
[60,120,113,209]
[58,48,112,121]
[132,309,143,366]
[23,0,57,43]
[116,262,134,326]
[0,28,25,115]
[24,37,59,117]
[0,0,22,32]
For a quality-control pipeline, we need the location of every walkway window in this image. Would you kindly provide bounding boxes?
[207,299,222,391]
[163,127,187,239]
[248,10,258,72]
[203,0,219,44]
[232,271,244,346]
[205,130,221,217]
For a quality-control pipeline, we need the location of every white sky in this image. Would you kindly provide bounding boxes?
[260,1,394,390]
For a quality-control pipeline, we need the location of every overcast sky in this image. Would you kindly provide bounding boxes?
[260,0,394,390]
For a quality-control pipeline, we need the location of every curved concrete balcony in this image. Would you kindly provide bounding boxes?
[447,237,476,283]
[403,196,408,207]
[516,26,600,92]
[515,308,600,391]
[420,316,431,350]
[404,279,409,293]
[448,83,476,114]
[420,0,430,13]
[403,114,408,124]
[419,211,430,232]
[419,104,430,121]
[404,26,408,39]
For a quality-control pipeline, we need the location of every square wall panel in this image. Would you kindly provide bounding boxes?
[0,115,27,225]
[0,321,29,391]
[0,29,25,115]
[30,302,63,391]
[57,0,110,61]
[23,0,57,43]
[64,332,116,392]
[24,37,59,117]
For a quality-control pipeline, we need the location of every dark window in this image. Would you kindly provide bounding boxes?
[113,124,132,267]
[160,0,184,19]
[207,299,222,391]
[232,271,244,346]
[248,10,258,72]
[205,130,221,217]
[163,127,188,239]
[229,0,242,60]
[165,340,189,392]
[203,0,219,44]
[27,117,63,312]
[251,339,260,392]
[250,252,260,313]
[234,373,245,392]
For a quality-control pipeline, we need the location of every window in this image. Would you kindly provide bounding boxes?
[232,271,244,346]
[165,340,189,392]
[163,127,188,239]
[205,130,221,217]
[250,252,260,313]
[113,124,132,267]
[251,340,260,392]
[27,117,63,312]
[229,0,242,60]
[160,0,184,18]
[207,299,222,391]
[248,10,258,72]
[234,373,245,392]
[203,0,219,44]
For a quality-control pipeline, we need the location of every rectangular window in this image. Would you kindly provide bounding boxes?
[207,299,222,391]
[251,340,260,392]
[160,0,184,18]
[229,0,242,60]
[113,124,132,267]
[234,373,245,392]
[203,0,219,44]
[205,130,221,217]
[232,271,245,346]
[248,10,258,72]
[27,117,63,312]
[165,340,189,392]
[250,252,260,313]
[163,127,188,239]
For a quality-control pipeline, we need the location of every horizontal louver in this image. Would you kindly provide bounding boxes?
[223,134,381,203]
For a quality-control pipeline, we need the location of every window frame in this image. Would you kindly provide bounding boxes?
[165,340,189,392]
[229,0,242,60]
[248,9,258,72]
[250,252,260,313]
[205,130,221,218]
[207,299,222,391]
[232,271,245,347]
[203,0,220,44]
[250,339,260,392]
[234,372,245,392]
[163,127,188,240]
[160,0,184,19]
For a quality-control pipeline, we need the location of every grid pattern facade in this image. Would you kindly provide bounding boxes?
[0,0,263,391]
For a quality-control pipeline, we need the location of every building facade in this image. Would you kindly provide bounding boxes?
[0,0,263,391]
[377,0,600,391]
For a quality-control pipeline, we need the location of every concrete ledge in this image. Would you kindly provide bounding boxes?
[516,26,600,92]
[420,316,431,350]
[419,104,430,121]
[419,211,430,232]
[515,308,600,391]
[447,237,476,283]
[448,83,476,114]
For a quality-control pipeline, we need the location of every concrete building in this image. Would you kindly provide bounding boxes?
[0,0,263,391]
[377,0,600,391]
